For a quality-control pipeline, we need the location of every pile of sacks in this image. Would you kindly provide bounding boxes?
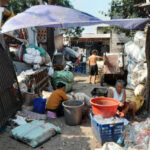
[23,46,50,65]
[52,71,74,93]
[125,31,147,91]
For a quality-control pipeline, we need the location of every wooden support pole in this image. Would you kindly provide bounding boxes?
[46,0,55,60]
[47,28,55,60]
[145,25,150,111]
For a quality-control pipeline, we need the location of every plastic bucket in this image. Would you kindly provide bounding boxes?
[90,97,120,118]
[24,92,38,106]
[33,98,46,114]
[62,100,84,126]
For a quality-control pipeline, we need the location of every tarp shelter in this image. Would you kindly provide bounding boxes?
[102,18,150,30]
[1,5,150,33]
[0,5,102,33]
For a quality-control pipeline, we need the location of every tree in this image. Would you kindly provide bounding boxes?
[9,0,84,38]
[100,0,147,36]
[109,0,146,19]
[9,0,39,14]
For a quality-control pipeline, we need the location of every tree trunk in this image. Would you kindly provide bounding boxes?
[145,25,150,112]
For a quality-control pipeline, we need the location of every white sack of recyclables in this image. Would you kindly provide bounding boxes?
[26,48,41,56]
[127,61,137,73]
[124,40,134,56]
[134,84,145,96]
[23,54,34,64]
[134,31,146,48]
[125,40,146,63]
[132,63,147,82]
[131,69,147,87]
[125,43,141,62]
[23,55,43,64]
[33,56,43,64]
[126,74,134,89]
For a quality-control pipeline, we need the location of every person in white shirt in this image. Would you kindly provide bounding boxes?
[110,80,136,119]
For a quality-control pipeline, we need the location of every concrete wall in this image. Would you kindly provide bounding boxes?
[110,30,131,53]
[54,34,63,51]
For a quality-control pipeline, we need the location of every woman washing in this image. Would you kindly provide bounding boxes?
[46,82,68,117]
[110,80,136,119]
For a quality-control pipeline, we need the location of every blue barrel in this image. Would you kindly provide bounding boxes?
[74,66,78,72]
[33,98,46,114]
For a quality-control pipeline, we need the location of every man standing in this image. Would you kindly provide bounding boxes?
[88,50,103,84]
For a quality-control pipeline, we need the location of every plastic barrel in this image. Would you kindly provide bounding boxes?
[74,66,78,72]
[33,98,46,114]
[62,100,84,126]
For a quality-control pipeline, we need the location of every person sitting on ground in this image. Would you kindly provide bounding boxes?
[46,82,68,117]
[88,50,103,84]
[109,80,136,119]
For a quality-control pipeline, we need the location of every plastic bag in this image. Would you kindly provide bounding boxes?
[48,66,54,76]
[26,46,46,57]
[71,92,91,105]
[95,142,123,150]
[134,84,145,96]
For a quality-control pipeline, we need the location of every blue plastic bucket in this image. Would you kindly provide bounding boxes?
[33,98,46,114]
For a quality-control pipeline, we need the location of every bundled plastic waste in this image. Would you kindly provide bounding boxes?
[23,46,47,65]
[70,92,91,106]
[94,115,124,125]
[10,120,61,148]
[125,31,147,89]
[123,118,150,149]
[134,84,145,96]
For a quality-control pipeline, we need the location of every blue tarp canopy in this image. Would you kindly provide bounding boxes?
[1,5,102,33]
[1,5,150,33]
[101,18,150,30]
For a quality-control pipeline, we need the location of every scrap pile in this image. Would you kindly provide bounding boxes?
[125,31,146,94]
[123,119,150,149]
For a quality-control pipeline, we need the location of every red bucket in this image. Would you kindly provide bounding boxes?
[90,97,120,118]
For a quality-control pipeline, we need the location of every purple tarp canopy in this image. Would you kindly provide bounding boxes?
[101,18,150,30]
[1,5,102,33]
[1,5,150,33]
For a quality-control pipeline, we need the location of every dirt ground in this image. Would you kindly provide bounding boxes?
[0,73,102,150]
[0,72,136,150]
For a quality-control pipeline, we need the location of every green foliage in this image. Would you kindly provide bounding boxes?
[109,0,146,19]
[66,27,84,39]
[100,0,147,37]
[9,0,83,38]
[9,0,39,14]
[51,0,73,8]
